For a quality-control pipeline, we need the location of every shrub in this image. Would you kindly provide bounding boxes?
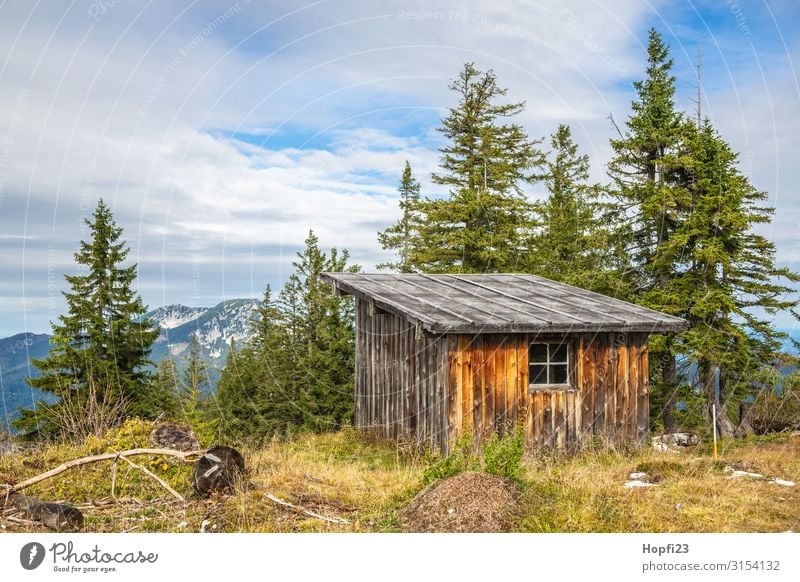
[422,426,526,486]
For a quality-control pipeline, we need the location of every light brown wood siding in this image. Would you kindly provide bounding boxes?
[446,332,649,451]
[354,296,650,454]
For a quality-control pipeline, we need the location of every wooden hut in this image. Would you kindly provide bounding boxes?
[321,272,688,454]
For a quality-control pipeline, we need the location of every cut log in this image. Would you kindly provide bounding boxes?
[6,492,83,531]
[192,446,245,497]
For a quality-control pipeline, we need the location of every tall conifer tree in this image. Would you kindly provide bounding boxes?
[529,124,611,291]
[402,63,544,273]
[677,120,800,435]
[15,200,159,438]
[378,161,422,272]
[606,29,692,430]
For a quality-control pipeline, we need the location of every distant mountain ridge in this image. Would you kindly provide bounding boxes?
[0,299,260,429]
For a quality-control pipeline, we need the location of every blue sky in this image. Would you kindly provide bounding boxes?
[0,0,799,336]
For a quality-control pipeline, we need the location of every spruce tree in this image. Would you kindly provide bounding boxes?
[678,120,800,436]
[377,161,422,272]
[15,199,159,438]
[178,337,217,443]
[215,232,359,443]
[403,63,544,273]
[606,29,692,431]
[529,124,611,291]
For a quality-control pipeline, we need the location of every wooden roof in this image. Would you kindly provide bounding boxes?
[321,272,688,334]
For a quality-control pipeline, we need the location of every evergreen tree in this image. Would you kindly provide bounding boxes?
[177,337,217,443]
[215,232,359,443]
[529,124,612,291]
[15,199,159,438]
[403,63,544,273]
[677,120,800,436]
[606,29,693,430]
[148,357,182,419]
[377,161,422,272]
[278,231,358,431]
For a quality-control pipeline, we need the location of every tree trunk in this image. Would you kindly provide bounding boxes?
[662,353,677,432]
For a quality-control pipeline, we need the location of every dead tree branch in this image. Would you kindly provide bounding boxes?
[0,448,204,494]
[264,493,350,525]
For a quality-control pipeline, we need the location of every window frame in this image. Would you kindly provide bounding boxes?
[528,340,574,392]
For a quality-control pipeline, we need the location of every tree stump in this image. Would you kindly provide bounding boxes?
[6,492,83,531]
[192,446,245,497]
[150,422,201,452]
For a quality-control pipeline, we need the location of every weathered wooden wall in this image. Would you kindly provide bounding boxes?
[354,297,650,454]
[355,300,452,452]
[448,332,650,451]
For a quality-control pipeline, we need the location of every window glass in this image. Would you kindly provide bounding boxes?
[551,364,567,384]
[530,343,548,363]
[530,364,547,385]
[551,343,568,363]
[529,342,570,386]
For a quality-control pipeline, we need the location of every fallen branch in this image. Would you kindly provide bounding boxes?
[1,448,204,494]
[120,455,184,502]
[264,493,350,525]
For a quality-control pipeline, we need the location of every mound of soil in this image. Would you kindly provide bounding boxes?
[398,471,520,533]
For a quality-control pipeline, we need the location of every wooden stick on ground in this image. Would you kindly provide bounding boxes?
[0,448,204,494]
[264,493,350,525]
[119,456,184,502]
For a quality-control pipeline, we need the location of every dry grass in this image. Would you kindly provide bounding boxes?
[1,424,798,533]
[516,435,800,533]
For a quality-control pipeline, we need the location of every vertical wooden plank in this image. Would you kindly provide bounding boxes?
[542,392,553,448]
[575,390,581,448]
[606,333,618,444]
[580,336,593,436]
[507,338,518,428]
[628,338,638,443]
[448,337,459,451]
[636,335,650,445]
[531,391,541,446]
[354,300,362,428]
[556,391,567,450]
[565,390,575,448]
[517,338,527,431]
[472,336,484,443]
[495,337,507,436]
[617,337,628,443]
[594,335,606,439]
[525,390,534,445]
[483,337,495,440]
[461,336,473,441]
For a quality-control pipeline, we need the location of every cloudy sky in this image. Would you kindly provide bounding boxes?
[1,0,798,336]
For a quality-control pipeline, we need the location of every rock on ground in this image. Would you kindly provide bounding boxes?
[150,422,201,452]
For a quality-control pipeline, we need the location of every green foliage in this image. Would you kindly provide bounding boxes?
[215,231,359,444]
[528,124,614,292]
[377,161,422,272]
[392,63,544,273]
[483,427,526,484]
[422,427,526,486]
[14,200,159,439]
[175,338,219,446]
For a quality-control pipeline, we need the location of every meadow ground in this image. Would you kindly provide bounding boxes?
[1,421,798,533]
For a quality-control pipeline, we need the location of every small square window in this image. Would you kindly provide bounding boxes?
[529,342,571,388]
